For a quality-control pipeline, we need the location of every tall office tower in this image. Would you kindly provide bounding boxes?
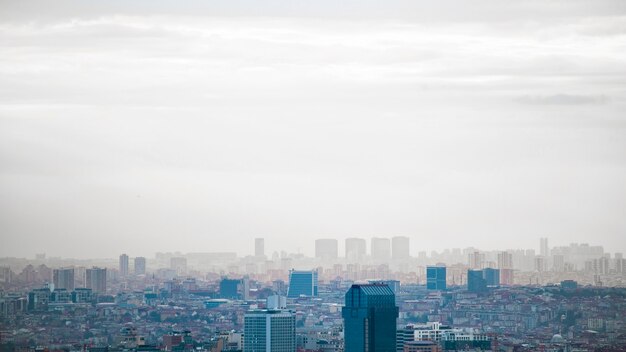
[255,238,265,257]
[467,270,486,293]
[371,237,391,262]
[85,267,107,293]
[540,237,549,258]
[119,254,129,277]
[287,270,318,298]
[134,257,146,275]
[426,266,446,290]
[345,238,367,261]
[315,239,338,260]
[53,267,75,291]
[342,284,399,352]
[468,251,485,269]
[483,268,500,287]
[391,236,410,260]
[244,308,296,352]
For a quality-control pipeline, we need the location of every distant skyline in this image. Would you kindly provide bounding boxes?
[1,0,626,258]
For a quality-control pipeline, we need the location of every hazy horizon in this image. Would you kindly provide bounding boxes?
[1,0,626,259]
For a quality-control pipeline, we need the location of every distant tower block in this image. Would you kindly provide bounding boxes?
[255,238,265,257]
[315,239,338,260]
[392,236,410,260]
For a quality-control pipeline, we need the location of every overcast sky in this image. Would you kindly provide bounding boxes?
[1,0,625,259]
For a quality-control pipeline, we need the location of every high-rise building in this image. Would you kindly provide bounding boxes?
[255,238,265,257]
[220,278,242,299]
[134,257,146,275]
[287,270,318,298]
[85,267,107,293]
[315,239,338,260]
[483,268,500,287]
[371,237,391,262]
[119,254,129,277]
[467,269,499,292]
[342,284,399,352]
[468,251,484,269]
[426,266,446,290]
[391,236,410,260]
[540,237,549,258]
[244,308,296,352]
[345,238,366,262]
[53,267,75,291]
[497,251,514,285]
[467,270,486,293]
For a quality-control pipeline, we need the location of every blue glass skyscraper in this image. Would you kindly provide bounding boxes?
[483,268,500,287]
[342,284,399,352]
[467,270,487,292]
[426,266,446,290]
[287,270,318,298]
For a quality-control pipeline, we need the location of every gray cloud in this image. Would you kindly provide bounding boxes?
[1,1,626,258]
[515,94,610,105]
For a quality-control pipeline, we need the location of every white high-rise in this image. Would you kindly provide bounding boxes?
[244,309,295,352]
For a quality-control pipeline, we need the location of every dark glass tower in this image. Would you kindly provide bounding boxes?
[287,270,318,298]
[426,266,446,290]
[467,269,487,292]
[342,284,399,352]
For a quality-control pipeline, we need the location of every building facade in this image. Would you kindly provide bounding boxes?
[53,267,75,291]
[287,270,318,298]
[426,266,446,290]
[244,309,296,352]
[342,284,399,352]
[315,239,339,260]
[85,267,107,293]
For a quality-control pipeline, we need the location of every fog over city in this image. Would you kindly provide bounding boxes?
[1,0,626,259]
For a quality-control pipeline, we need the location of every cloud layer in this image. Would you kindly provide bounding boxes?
[1,1,625,258]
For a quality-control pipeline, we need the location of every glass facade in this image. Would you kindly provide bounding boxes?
[287,270,318,298]
[426,266,446,290]
[220,278,241,299]
[467,270,487,292]
[342,284,399,352]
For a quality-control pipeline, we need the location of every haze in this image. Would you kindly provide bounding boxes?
[1,0,625,259]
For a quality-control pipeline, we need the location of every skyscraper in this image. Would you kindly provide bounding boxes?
[391,236,410,260]
[119,254,129,277]
[53,267,75,291]
[342,284,399,352]
[497,251,514,285]
[540,237,549,258]
[467,269,500,292]
[345,238,366,262]
[426,266,446,290]
[255,238,265,257]
[483,268,500,287]
[85,267,107,293]
[371,237,391,262]
[287,270,318,298]
[315,239,338,259]
[134,257,146,275]
[244,308,295,352]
